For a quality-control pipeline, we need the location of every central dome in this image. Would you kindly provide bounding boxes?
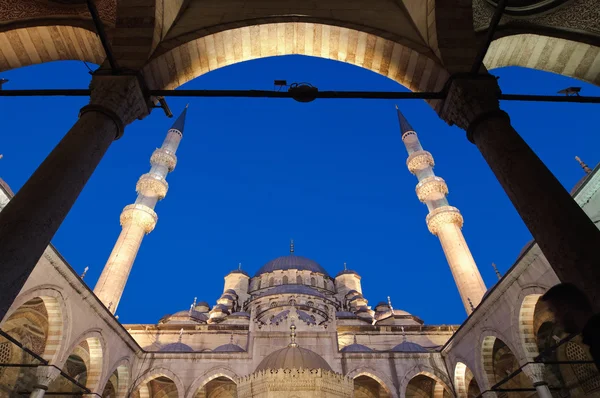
[255,255,329,277]
[256,345,332,372]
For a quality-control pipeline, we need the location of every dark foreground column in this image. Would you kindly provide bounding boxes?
[439,75,600,309]
[0,75,149,320]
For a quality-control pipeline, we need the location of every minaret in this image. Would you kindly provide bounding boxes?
[396,106,486,314]
[94,106,188,313]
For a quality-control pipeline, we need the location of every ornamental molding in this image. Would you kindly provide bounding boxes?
[407,150,435,174]
[120,204,157,233]
[136,173,168,199]
[416,176,448,202]
[150,148,177,172]
[426,206,464,235]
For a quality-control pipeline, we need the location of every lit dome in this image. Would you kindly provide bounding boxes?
[391,341,428,353]
[256,345,332,372]
[255,255,329,277]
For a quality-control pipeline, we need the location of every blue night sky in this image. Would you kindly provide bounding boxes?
[1,56,599,326]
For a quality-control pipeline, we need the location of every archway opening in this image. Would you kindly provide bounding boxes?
[354,374,391,398]
[454,362,481,398]
[48,336,103,393]
[133,375,179,398]
[405,373,452,398]
[102,364,129,398]
[194,376,237,398]
[0,296,63,395]
[482,336,531,397]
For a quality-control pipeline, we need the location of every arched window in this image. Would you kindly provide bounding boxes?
[282,276,288,284]
[257,280,261,290]
[296,275,302,284]
[310,277,316,286]
[270,301,277,308]
[269,277,274,287]
[307,301,314,307]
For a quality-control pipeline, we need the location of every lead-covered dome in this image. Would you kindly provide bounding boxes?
[255,255,329,277]
[256,345,332,372]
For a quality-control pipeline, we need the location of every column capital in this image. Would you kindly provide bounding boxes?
[33,365,61,389]
[86,75,150,139]
[438,74,508,142]
[522,363,547,385]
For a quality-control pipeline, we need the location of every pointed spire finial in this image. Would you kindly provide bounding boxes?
[179,328,184,342]
[170,106,189,135]
[343,262,347,271]
[193,297,197,307]
[401,326,407,342]
[575,156,592,174]
[492,263,502,280]
[353,334,357,345]
[289,322,298,347]
[467,297,475,312]
[290,239,294,254]
[387,296,394,313]
[80,266,89,279]
[230,332,234,345]
[395,106,415,135]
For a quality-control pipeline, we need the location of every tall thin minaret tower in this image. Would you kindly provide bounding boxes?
[396,106,486,314]
[94,106,188,313]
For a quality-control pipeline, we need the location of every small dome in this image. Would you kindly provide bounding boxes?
[161,309,208,324]
[225,289,237,295]
[391,341,428,353]
[341,343,374,353]
[227,269,249,277]
[213,343,245,352]
[356,306,370,313]
[221,294,234,301]
[256,345,332,372]
[255,255,329,277]
[336,269,359,277]
[159,342,193,352]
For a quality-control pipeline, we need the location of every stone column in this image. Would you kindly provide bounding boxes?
[30,366,61,398]
[439,75,600,310]
[0,75,149,320]
[522,363,553,398]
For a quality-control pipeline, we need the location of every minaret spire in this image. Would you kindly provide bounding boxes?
[575,156,592,174]
[397,106,486,315]
[94,107,188,313]
[290,239,294,254]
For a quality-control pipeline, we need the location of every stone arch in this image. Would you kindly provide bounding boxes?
[57,329,106,393]
[347,367,398,398]
[141,22,449,95]
[0,26,104,72]
[481,334,531,397]
[401,365,452,398]
[454,361,481,398]
[101,357,131,398]
[185,367,240,398]
[517,293,545,362]
[131,367,184,398]
[484,33,600,86]
[2,285,69,364]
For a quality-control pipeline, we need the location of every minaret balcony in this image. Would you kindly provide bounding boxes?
[150,148,178,172]
[426,206,464,235]
[406,150,435,174]
[120,204,158,233]
[415,176,448,202]
[136,173,169,199]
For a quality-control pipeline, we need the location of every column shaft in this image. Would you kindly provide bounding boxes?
[29,388,46,398]
[0,112,117,319]
[471,114,600,308]
[94,221,146,312]
[534,383,553,398]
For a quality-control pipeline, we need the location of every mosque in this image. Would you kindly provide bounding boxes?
[0,104,599,398]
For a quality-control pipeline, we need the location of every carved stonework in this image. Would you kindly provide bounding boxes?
[120,204,157,233]
[34,365,61,388]
[88,75,150,132]
[426,206,464,235]
[416,176,448,202]
[407,150,435,174]
[438,76,501,132]
[150,148,177,172]
[0,0,116,24]
[136,173,168,199]
[522,363,547,384]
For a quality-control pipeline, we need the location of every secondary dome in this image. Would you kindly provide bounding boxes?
[391,341,428,353]
[255,345,332,372]
[255,255,329,277]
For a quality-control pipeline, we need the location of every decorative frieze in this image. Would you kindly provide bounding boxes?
[136,173,169,199]
[150,148,178,171]
[407,150,435,174]
[416,176,448,202]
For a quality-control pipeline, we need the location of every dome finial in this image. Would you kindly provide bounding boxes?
[290,239,294,254]
[353,334,357,344]
[289,322,298,347]
[387,296,394,313]
[238,263,242,270]
[492,263,502,280]
[575,156,592,174]
[401,326,407,342]
[343,262,347,271]
[178,328,184,342]
[230,332,234,345]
